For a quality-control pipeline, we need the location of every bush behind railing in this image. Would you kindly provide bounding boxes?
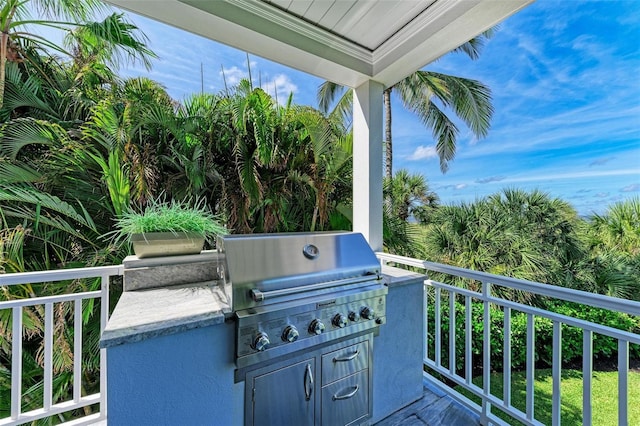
[427,298,640,373]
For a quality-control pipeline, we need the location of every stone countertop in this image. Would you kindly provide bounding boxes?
[100,280,231,348]
[381,264,426,287]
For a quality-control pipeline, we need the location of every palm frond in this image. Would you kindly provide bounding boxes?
[67,13,156,70]
[0,162,41,184]
[0,185,97,232]
[317,81,346,114]
[450,27,497,60]
[0,117,66,160]
[424,102,458,173]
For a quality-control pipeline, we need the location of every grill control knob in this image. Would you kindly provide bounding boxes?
[348,311,360,322]
[360,306,376,321]
[253,332,270,352]
[309,319,325,335]
[282,325,299,343]
[332,313,348,328]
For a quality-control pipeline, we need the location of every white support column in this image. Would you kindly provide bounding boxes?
[352,80,383,251]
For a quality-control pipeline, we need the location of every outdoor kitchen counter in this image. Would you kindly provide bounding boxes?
[100,259,423,348]
[381,263,425,287]
[100,280,231,348]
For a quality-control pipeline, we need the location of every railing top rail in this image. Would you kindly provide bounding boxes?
[0,290,103,309]
[377,252,640,317]
[0,264,124,286]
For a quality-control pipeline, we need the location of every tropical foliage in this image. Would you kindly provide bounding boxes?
[0,8,353,422]
[419,190,640,302]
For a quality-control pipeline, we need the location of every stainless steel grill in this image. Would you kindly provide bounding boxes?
[218,232,387,426]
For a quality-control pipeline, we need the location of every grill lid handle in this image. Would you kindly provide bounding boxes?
[247,274,379,304]
[249,288,264,302]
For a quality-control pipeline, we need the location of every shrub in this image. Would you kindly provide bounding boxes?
[426,296,640,374]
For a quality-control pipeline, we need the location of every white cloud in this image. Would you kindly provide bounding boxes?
[408,145,437,160]
[476,176,506,184]
[219,61,260,87]
[589,157,616,167]
[621,183,640,192]
[455,184,468,190]
[506,169,639,184]
[220,65,247,86]
[263,74,298,104]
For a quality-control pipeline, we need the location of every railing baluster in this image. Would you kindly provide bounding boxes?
[74,299,83,403]
[44,303,54,410]
[101,274,110,420]
[618,339,629,426]
[482,281,491,422]
[449,291,456,375]
[583,330,592,426]
[552,321,562,426]
[504,306,511,407]
[11,306,23,420]
[526,313,535,421]
[435,287,442,367]
[465,295,472,385]
[424,283,429,360]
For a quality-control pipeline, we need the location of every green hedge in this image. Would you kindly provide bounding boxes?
[426,298,640,373]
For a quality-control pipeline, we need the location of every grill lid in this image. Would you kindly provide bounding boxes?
[219,232,381,312]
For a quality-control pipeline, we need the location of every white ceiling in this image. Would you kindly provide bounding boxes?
[264,0,436,51]
[106,0,534,88]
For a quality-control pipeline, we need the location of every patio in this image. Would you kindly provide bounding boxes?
[374,380,480,426]
[2,1,639,425]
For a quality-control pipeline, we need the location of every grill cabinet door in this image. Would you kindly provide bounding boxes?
[251,358,315,426]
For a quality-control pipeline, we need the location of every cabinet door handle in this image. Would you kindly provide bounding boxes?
[333,349,359,363]
[332,385,359,401]
[304,363,313,401]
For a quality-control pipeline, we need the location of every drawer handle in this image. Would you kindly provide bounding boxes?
[332,385,359,401]
[304,363,313,401]
[333,349,359,363]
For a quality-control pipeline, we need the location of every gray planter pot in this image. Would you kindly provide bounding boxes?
[131,231,205,258]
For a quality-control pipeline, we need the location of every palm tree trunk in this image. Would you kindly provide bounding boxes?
[1,31,9,110]
[384,88,392,179]
[0,3,17,110]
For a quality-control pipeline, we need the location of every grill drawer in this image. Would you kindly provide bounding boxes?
[321,370,369,426]
[321,341,368,385]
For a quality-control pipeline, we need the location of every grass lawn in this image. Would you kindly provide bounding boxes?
[454,369,639,425]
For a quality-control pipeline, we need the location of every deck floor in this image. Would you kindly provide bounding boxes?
[374,380,480,426]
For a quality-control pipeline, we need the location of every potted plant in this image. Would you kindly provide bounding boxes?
[113,197,227,258]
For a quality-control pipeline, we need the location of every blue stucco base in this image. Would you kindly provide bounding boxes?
[106,322,243,425]
[372,276,425,423]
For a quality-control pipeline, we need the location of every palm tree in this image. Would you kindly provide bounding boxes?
[589,197,640,256]
[582,198,640,299]
[0,0,154,109]
[317,31,494,177]
[383,169,438,221]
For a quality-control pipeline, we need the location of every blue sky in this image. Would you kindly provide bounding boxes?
[95,1,639,216]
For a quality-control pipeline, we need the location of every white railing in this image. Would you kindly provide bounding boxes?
[377,252,640,426]
[0,265,124,425]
